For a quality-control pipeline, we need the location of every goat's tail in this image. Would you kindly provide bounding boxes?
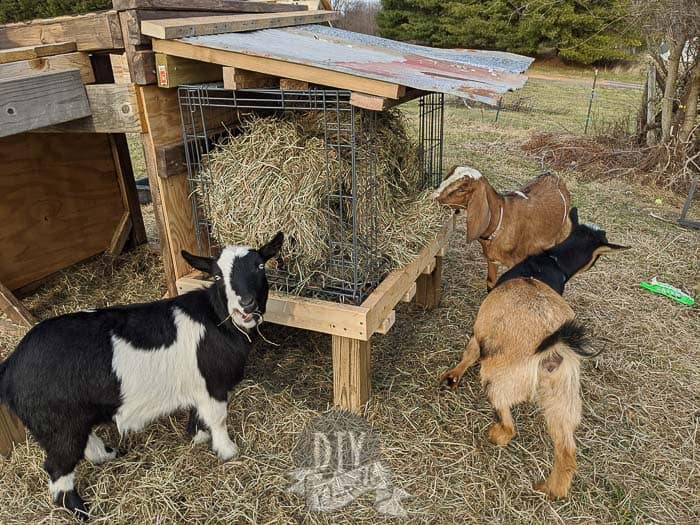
[535,320,599,358]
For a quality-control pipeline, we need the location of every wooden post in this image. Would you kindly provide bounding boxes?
[415,256,443,308]
[332,336,371,413]
[0,405,26,458]
[0,280,35,328]
[646,63,656,146]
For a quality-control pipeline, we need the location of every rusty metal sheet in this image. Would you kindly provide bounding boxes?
[180,25,532,104]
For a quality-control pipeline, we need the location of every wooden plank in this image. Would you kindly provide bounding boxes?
[222,67,277,89]
[362,214,454,335]
[141,11,338,39]
[332,336,370,413]
[156,53,222,88]
[0,405,26,458]
[422,257,436,275]
[0,70,91,138]
[374,310,395,335]
[0,51,94,84]
[35,84,142,134]
[152,38,404,99]
[350,89,426,112]
[415,256,443,309]
[0,133,126,290]
[402,282,416,303]
[0,280,35,328]
[109,134,148,247]
[177,275,370,339]
[113,0,307,13]
[121,10,235,45]
[110,53,131,84]
[0,11,124,51]
[155,141,188,178]
[119,11,157,85]
[107,212,133,256]
[0,42,77,65]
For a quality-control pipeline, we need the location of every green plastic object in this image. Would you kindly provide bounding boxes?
[640,278,695,306]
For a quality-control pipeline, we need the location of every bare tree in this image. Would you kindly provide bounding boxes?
[333,0,379,36]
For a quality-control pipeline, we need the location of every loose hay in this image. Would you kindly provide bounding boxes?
[200,111,447,295]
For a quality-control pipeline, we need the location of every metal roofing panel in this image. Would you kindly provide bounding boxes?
[181,25,533,104]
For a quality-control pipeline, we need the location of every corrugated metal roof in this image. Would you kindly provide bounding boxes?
[180,25,533,104]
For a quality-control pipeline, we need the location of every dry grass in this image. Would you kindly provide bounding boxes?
[1,100,698,524]
[202,111,447,293]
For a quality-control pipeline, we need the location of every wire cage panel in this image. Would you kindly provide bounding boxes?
[178,86,444,304]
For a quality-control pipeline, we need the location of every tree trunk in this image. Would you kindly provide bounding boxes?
[661,37,686,142]
[679,60,700,144]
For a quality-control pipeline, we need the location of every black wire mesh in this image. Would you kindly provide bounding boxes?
[178,85,443,304]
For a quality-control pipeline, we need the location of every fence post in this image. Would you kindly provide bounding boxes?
[584,69,599,134]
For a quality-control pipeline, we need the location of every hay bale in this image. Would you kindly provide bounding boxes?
[200,110,447,296]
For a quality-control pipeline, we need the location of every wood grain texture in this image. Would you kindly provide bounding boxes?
[222,67,277,89]
[35,84,142,133]
[107,212,133,255]
[0,70,91,138]
[332,336,371,413]
[113,0,307,13]
[155,53,222,88]
[0,52,95,83]
[152,39,403,98]
[0,42,76,64]
[0,133,125,290]
[415,256,443,309]
[350,89,425,112]
[109,53,131,83]
[0,405,26,458]
[141,10,338,39]
[0,11,123,51]
[155,141,188,178]
[118,11,157,85]
[109,133,148,247]
[0,280,35,327]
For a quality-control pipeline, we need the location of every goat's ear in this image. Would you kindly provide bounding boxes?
[181,250,216,275]
[600,242,630,252]
[569,207,579,227]
[465,182,491,242]
[258,232,284,262]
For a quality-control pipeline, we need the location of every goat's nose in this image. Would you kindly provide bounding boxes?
[239,296,255,310]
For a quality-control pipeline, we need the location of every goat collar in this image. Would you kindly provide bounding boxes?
[480,206,503,241]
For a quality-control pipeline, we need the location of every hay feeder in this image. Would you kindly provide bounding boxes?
[176,86,453,412]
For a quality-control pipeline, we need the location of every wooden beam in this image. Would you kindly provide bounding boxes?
[362,214,454,335]
[374,310,395,335]
[141,10,338,39]
[0,405,26,458]
[113,0,307,13]
[0,280,35,328]
[402,282,416,303]
[0,11,124,51]
[35,84,142,133]
[177,275,371,339]
[152,38,404,99]
[119,10,157,85]
[109,134,148,247]
[222,67,277,89]
[155,141,188,178]
[350,89,426,112]
[279,78,309,90]
[0,42,76,65]
[156,53,222,88]
[332,336,370,413]
[107,212,133,256]
[0,70,91,138]
[415,256,443,309]
[422,257,436,275]
[0,51,94,84]
[110,53,131,84]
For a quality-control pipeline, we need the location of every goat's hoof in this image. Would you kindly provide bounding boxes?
[439,370,462,391]
[486,423,514,446]
[192,429,211,445]
[215,441,239,462]
[56,490,89,521]
[534,479,569,500]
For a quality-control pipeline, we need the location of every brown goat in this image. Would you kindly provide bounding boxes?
[440,209,628,499]
[434,166,572,289]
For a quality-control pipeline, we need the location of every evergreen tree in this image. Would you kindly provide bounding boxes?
[0,0,111,24]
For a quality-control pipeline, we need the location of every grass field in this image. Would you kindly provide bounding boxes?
[1,69,698,524]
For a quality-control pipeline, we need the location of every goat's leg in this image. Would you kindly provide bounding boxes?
[43,431,91,520]
[83,431,117,464]
[486,406,516,446]
[186,408,211,445]
[439,336,480,390]
[195,396,239,461]
[486,260,498,291]
[534,359,581,499]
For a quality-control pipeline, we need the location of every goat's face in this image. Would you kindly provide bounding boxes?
[434,166,491,241]
[182,232,284,331]
[564,208,628,276]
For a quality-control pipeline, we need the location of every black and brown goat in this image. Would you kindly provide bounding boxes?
[439,209,627,499]
[434,166,572,289]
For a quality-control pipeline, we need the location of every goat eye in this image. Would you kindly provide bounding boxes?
[214,275,222,281]
[258,264,265,271]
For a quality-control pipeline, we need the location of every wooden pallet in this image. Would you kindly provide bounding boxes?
[176,215,454,412]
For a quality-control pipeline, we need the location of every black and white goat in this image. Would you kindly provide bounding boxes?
[0,232,284,520]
